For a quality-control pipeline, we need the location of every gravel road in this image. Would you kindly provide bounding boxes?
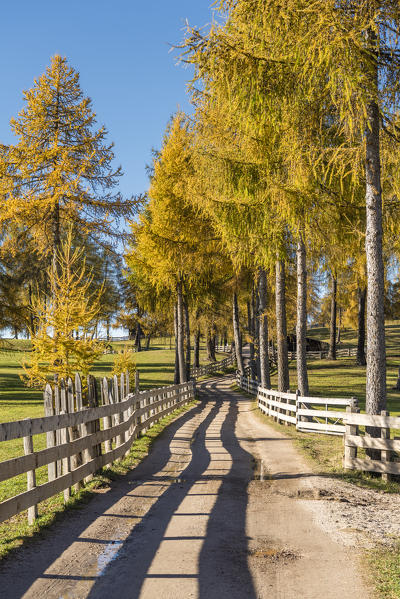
[0,377,371,598]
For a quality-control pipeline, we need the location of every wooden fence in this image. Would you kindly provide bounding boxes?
[236,372,357,435]
[0,372,195,525]
[284,347,357,360]
[344,407,400,479]
[215,345,232,353]
[191,353,236,378]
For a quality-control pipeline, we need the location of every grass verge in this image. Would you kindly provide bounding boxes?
[0,398,198,561]
[365,543,400,599]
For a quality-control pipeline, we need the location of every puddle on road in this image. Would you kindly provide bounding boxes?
[97,540,124,576]
[251,457,270,481]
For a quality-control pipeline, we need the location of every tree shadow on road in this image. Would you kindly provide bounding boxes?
[86,390,257,598]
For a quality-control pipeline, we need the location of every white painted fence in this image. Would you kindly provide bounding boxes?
[236,372,357,435]
[344,407,400,479]
[215,345,232,353]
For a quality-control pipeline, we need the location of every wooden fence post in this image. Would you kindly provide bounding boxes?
[60,410,71,502]
[295,390,299,428]
[23,419,38,525]
[135,370,140,393]
[89,375,102,460]
[344,405,357,469]
[113,374,124,449]
[44,384,56,482]
[381,410,390,482]
[102,377,112,468]
[54,381,61,477]
[67,377,82,493]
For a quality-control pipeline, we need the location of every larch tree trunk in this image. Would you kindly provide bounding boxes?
[176,281,187,383]
[276,260,290,392]
[28,282,35,336]
[258,268,270,388]
[174,303,179,384]
[233,292,244,375]
[211,332,217,362]
[357,286,367,367]
[135,321,142,352]
[254,284,261,380]
[336,307,342,345]
[296,235,309,396]
[183,299,191,380]
[193,327,200,368]
[328,275,337,360]
[145,334,151,350]
[247,291,257,379]
[206,328,213,361]
[365,32,386,415]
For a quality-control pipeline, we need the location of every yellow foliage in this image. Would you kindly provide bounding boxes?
[111,346,136,381]
[23,232,104,387]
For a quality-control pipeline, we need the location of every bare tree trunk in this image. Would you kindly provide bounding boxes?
[258,268,270,388]
[365,32,386,415]
[328,275,337,360]
[276,260,290,392]
[145,334,151,350]
[177,280,187,383]
[211,332,217,362]
[233,292,244,375]
[183,299,191,380]
[247,292,257,379]
[106,319,110,342]
[296,235,309,396]
[193,327,200,368]
[174,303,179,384]
[206,328,213,361]
[337,307,342,345]
[254,285,261,380]
[135,321,142,352]
[356,286,367,367]
[28,283,35,336]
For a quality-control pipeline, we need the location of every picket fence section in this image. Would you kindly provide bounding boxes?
[236,372,357,435]
[344,407,400,479]
[191,353,236,378]
[0,372,195,525]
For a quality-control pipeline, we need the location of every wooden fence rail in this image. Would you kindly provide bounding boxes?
[344,407,400,479]
[191,353,236,378]
[236,372,357,435]
[0,372,195,525]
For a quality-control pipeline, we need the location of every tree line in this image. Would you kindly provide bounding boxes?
[126,1,400,420]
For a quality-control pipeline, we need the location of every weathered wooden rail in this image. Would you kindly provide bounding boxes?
[236,372,357,435]
[0,372,195,525]
[344,407,400,479]
[191,353,236,378]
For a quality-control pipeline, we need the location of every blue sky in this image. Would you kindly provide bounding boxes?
[0,1,216,200]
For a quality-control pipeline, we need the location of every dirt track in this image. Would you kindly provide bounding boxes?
[0,377,370,598]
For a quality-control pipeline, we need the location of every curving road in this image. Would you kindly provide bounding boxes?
[0,377,369,598]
